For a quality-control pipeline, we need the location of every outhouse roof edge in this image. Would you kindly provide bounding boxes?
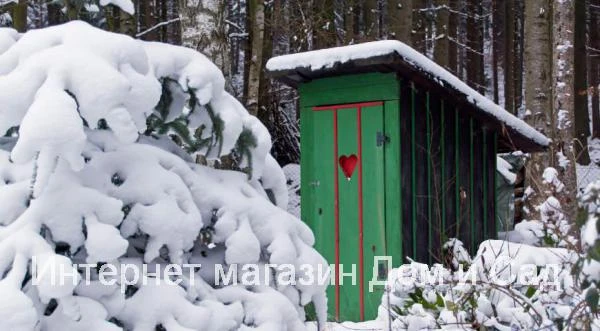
[266,40,550,152]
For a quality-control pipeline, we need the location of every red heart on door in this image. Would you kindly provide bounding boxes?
[338,154,358,179]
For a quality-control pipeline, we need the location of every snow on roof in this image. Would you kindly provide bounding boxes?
[266,40,550,148]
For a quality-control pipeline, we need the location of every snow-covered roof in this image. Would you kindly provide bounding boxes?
[266,40,550,152]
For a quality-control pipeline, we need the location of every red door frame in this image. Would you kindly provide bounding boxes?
[312,101,383,321]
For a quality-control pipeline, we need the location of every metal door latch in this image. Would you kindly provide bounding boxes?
[376,131,390,146]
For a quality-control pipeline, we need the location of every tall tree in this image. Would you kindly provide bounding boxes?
[433,0,450,69]
[552,0,578,216]
[412,0,427,52]
[574,0,591,164]
[491,0,501,104]
[466,0,484,93]
[523,0,554,218]
[344,0,359,44]
[11,0,27,32]
[387,0,413,45]
[590,0,600,139]
[447,0,458,74]
[503,0,516,113]
[245,0,265,116]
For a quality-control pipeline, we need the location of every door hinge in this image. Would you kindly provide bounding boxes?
[376,131,390,146]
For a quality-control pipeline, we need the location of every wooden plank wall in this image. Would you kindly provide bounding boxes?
[398,82,497,263]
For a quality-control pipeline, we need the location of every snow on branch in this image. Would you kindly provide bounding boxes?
[135,17,182,38]
[0,21,327,330]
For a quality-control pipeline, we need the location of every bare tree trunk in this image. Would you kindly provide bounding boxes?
[552,0,577,218]
[523,0,553,219]
[245,0,265,116]
[119,7,136,36]
[574,0,591,164]
[466,0,484,93]
[47,1,62,26]
[412,0,427,53]
[433,0,449,68]
[503,0,516,113]
[344,0,359,44]
[362,0,378,40]
[386,0,412,44]
[590,0,600,139]
[491,0,500,104]
[12,0,27,32]
[139,0,159,41]
[447,0,458,74]
[515,0,525,111]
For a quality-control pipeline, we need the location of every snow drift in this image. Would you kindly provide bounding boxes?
[0,22,327,330]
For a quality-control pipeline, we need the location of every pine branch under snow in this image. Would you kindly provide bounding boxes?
[0,22,327,330]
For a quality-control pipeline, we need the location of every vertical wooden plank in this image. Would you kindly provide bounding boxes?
[491,132,499,239]
[428,94,443,262]
[482,128,488,240]
[458,113,471,251]
[400,82,414,262]
[384,100,402,265]
[414,87,429,263]
[443,104,457,247]
[337,108,360,321]
[426,92,433,265]
[472,122,484,250]
[307,109,337,320]
[455,108,460,241]
[361,104,386,320]
[440,100,447,243]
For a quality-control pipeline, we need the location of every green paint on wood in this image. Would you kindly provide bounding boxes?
[296,71,503,322]
[304,109,337,319]
[300,73,399,107]
[337,108,360,321]
[410,85,417,258]
[384,100,402,265]
[360,104,386,320]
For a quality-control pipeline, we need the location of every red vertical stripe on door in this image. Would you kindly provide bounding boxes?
[357,105,365,320]
[333,109,340,321]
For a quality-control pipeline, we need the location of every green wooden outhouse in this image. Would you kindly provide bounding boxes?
[266,41,549,322]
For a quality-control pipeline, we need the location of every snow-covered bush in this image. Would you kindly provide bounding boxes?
[0,22,327,330]
[575,180,600,317]
[518,167,578,248]
[378,239,597,330]
[378,175,600,330]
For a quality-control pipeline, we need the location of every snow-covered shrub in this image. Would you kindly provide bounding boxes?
[575,180,600,317]
[378,172,600,330]
[378,239,597,330]
[0,22,327,330]
[517,167,578,248]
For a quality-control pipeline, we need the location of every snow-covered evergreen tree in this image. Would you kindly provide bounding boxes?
[0,21,327,330]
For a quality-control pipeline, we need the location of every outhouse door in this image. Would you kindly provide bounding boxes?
[306,101,387,322]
